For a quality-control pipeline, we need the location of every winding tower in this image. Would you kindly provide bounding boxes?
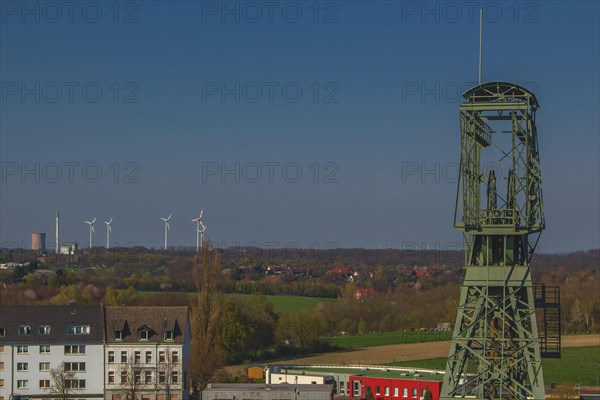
[441,82,559,400]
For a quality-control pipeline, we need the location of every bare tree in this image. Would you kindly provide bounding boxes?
[120,355,144,400]
[49,364,79,400]
[191,241,224,396]
[157,349,180,400]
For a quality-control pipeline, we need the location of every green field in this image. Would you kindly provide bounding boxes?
[137,291,334,314]
[387,346,600,386]
[329,331,452,348]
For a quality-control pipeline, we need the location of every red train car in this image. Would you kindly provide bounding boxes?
[348,376,442,400]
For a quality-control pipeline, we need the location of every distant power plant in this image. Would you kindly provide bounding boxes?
[31,232,46,252]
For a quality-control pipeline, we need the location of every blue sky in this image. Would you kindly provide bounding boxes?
[1,1,598,252]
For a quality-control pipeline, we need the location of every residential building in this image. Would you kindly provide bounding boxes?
[103,306,191,400]
[0,304,105,400]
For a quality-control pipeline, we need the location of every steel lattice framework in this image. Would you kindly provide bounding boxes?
[441,82,546,400]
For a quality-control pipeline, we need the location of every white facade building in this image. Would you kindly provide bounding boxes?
[0,304,105,400]
[0,305,190,400]
[103,306,191,400]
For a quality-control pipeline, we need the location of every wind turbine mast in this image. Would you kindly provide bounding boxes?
[191,209,206,252]
[105,218,113,249]
[84,217,97,249]
[161,214,172,250]
[55,211,60,254]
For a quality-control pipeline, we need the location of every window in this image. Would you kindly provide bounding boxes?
[159,351,166,363]
[40,345,51,354]
[0,362,3,370]
[394,388,399,397]
[421,390,426,398]
[39,380,51,388]
[376,386,381,395]
[385,387,390,396]
[64,345,85,354]
[67,325,90,335]
[403,388,408,398]
[0,327,5,336]
[39,325,51,335]
[108,371,115,384]
[145,351,152,363]
[39,362,51,371]
[17,345,29,354]
[134,370,142,384]
[18,325,31,335]
[121,350,128,363]
[121,371,128,383]
[17,362,29,371]
[0,345,4,352]
[0,378,3,387]
[339,381,345,395]
[66,380,86,389]
[144,370,152,384]
[172,350,179,363]
[158,371,166,384]
[172,371,179,384]
[139,329,149,341]
[108,350,115,363]
[17,380,29,389]
[114,330,123,340]
[64,362,86,372]
[412,389,417,398]
[134,351,141,363]
[164,330,174,341]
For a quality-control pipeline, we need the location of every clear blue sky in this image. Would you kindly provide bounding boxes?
[1,1,598,252]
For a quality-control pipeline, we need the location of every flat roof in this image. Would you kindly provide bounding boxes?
[272,366,444,382]
[205,384,334,392]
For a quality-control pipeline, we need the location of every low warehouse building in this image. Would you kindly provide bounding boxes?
[202,383,334,400]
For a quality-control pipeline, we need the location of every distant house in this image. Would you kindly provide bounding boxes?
[327,267,355,279]
[354,288,377,300]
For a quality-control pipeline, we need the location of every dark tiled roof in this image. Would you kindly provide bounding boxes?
[0,305,104,344]
[104,306,188,344]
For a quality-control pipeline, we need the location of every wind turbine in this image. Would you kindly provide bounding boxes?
[84,217,97,249]
[191,210,207,252]
[104,218,113,249]
[161,214,172,250]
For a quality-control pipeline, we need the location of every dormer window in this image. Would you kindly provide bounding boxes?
[39,325,51,335]
[19,325,31,334]
[114,330,123,341]
[139,329,149,341]
[164,330,174,341]
[67,325,90,335]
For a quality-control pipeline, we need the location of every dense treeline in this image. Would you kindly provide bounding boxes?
[1,247,598,357]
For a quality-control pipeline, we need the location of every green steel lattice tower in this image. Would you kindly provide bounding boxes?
[441,82,556,400]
